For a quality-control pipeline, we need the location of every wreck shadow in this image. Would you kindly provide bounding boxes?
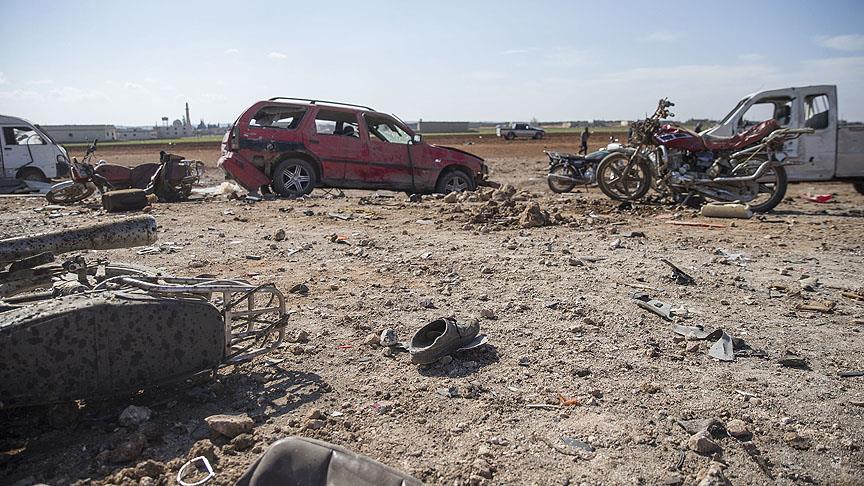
[418,344,501,378]
[0,366,329,485]
[770,208,864,218]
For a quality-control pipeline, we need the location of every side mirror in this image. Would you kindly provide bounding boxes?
[412,134,422,144]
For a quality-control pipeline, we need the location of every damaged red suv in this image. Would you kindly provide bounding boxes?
[218,98,489,197]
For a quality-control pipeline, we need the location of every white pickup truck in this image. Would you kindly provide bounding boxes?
[704,85,864,192]
[496,122,545,140]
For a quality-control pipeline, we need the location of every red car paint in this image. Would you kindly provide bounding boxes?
[218,99,489,196]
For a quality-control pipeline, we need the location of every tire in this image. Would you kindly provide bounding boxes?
[436,168,476,194]
[746,164,787,213]
[46,181,95,205]
[16,167,48,182]
[854,182,864,195]
[504,132,515,141]
[271,158,317,197]
[547,163,578,193]
[533,132,544,140]
[596,153,652,201]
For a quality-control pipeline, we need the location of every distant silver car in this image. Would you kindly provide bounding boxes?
[496,122,545,140]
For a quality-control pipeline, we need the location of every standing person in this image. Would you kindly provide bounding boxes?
[579,126,591,155]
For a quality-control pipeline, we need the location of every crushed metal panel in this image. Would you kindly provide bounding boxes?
[0,292,224,408]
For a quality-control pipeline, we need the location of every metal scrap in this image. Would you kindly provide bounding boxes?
[661,259,695,285]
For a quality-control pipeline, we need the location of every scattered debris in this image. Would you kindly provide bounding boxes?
[708,331,734,361]
[662,259,695,285]
[408,317,480,364]
[778,352,810,370]
[119,405,153,427]
[205,414,254,438]
[379,328,399,347]
[688,431,722,455]
[796,299,836,313]
[838,370,864,378]
[634,295,675,321]
[177,456,215,486]
[700,202,752,219]
[557,393,580,406]
[668,221,727,229]
[561,436,595,452]
[804,193,833,203]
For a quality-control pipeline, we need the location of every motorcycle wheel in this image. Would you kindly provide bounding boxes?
[547,164,579,193]
[742,161,787,213]
[596,153,651,201]
[45,182,95,205]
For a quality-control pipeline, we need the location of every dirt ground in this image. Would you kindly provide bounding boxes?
[1,133,863,486]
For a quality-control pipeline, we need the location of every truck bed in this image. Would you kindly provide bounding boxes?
[836,124,864,178]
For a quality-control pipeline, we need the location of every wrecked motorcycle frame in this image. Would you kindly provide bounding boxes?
[0,217,290,408]
[596,99,814,212]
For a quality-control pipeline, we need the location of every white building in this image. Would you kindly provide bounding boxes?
[41,125,117,143]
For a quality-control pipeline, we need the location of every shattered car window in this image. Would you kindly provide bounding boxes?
[365,116,411,144]
[315,110,359,137]
[3,126,45,145]
[249,106,306,130]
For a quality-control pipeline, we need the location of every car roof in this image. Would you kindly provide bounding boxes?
[0,114,32,126]
[263,98,379,114]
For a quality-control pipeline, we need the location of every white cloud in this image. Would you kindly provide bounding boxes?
[268,52,287,59]
[0,72,7,85]
[225,48,239,55]
[500,49,530,55]
[28,79,54,86]
[738,53,764,62]
[124,82,145,90]
[640,30,680,43]
[0,89,44,101]
[48,86,110,103]
[817,34,864,52]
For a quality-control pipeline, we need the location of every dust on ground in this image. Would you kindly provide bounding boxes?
[1,133,863,485]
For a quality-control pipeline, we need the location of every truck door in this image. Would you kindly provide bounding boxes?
[789,87,838,181]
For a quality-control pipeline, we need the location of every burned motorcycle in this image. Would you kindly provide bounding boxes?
[45,140,203,205]
[595,99,813,212]
[545,139,623,193]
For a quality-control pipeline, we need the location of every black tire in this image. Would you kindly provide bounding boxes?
[547,163,578,193]
[747,164,787,213]
[46,182,95,205]
[16,167,48,182]
[854,182,864,195]
[504,132,515,140]
[271,158,317,197]
[436,168,476,194]
[596,153,652,201]
[533,132,544,140]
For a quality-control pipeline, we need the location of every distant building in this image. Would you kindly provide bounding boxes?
[117,127,157,140]
[41,125,117,143]
[416,121,470,134]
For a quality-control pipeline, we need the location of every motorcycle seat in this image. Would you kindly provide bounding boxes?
[701,119,779,151]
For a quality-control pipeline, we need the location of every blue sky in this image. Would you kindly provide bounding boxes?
[1,0,863,125]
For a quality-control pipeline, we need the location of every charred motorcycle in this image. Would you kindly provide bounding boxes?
[595,99,813,212]
[46,140,203,205]
[545,139,625,193]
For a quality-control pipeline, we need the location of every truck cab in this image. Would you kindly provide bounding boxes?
[704,85,864,182]
[0,115,70,181]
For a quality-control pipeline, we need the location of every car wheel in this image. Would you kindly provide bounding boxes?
[271,158,316,197]
[504,132,515,140]
[436,169,476,194]
[854,182,864,195]
[16,167,48,182]
[533,132,544,140]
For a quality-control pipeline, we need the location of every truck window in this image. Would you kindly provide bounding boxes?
[249,106,306,129]
[514,124,527,130]
[365,116,411,144]
[804,94,830,130]
[740,103,775,127]
[315,110,359,137]
[2,127,45,145]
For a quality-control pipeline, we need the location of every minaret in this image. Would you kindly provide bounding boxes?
[185,102,191,128]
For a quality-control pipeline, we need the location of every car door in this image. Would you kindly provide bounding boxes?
[305,109,364,186]
[0,126,39,178]
[344,114,413,191]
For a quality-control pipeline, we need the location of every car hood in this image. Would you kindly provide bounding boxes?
[430,144,484,162]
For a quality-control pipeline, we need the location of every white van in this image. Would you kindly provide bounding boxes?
[0,115,70,181]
